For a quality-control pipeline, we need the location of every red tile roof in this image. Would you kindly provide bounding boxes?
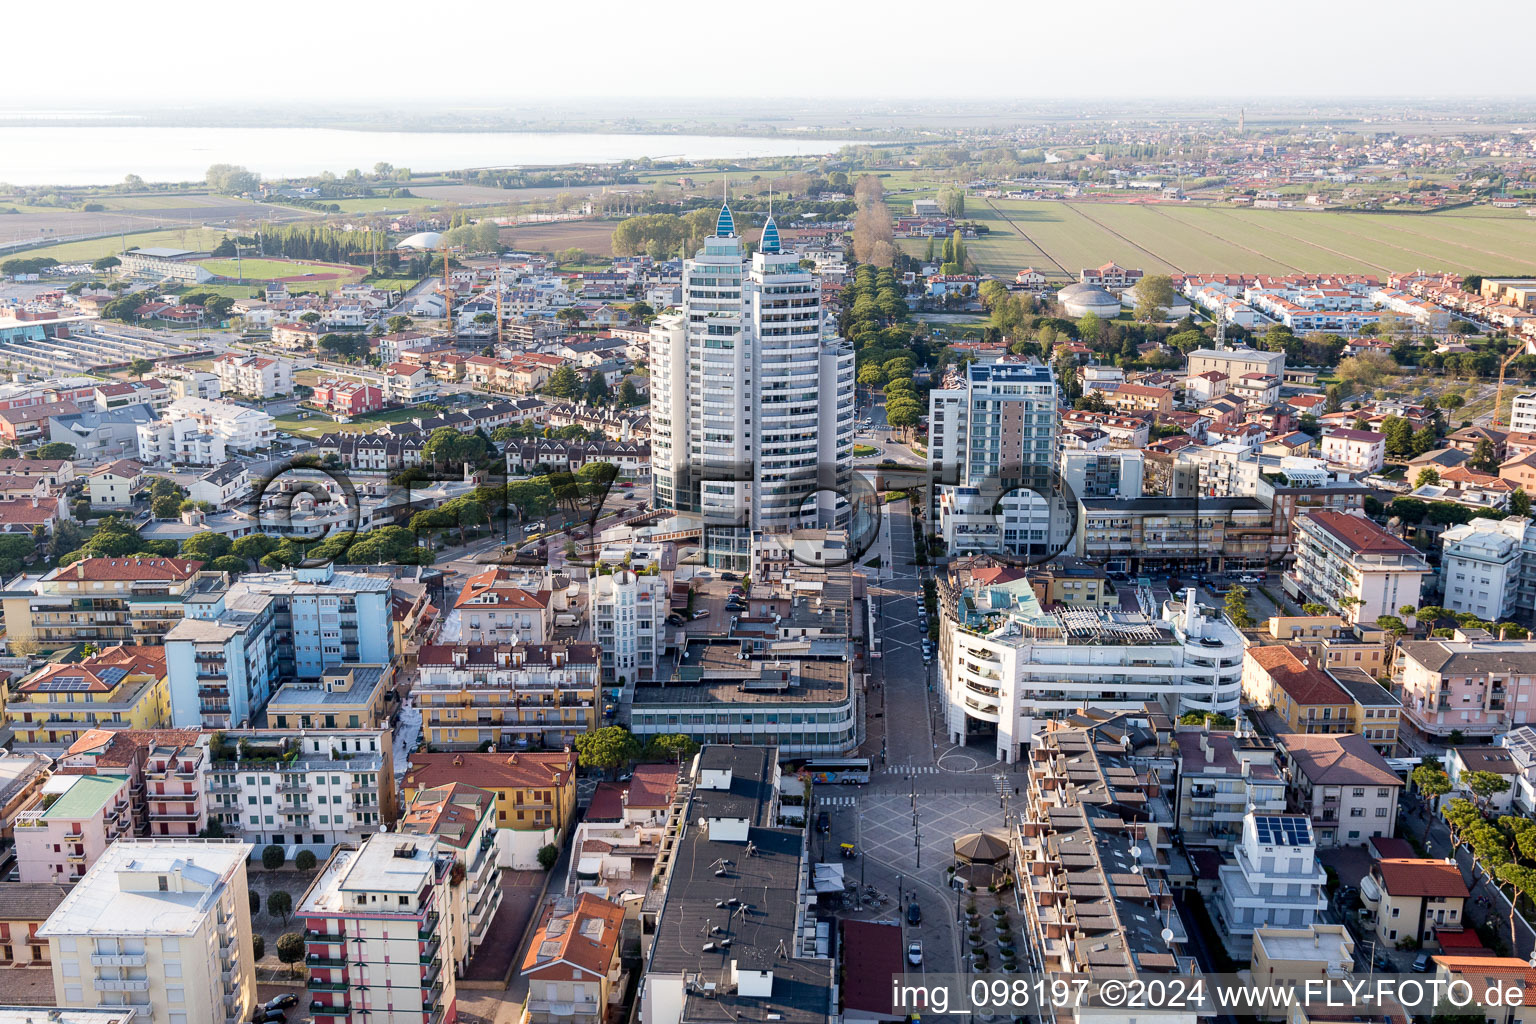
[1247,645,1351,707]
[1301,509,1418,556]
[1376,858,1470,899]
[402,751,576,793]
[52,557,203,582]
[520,893,623,978]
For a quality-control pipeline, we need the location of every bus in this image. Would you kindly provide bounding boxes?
[804,757,872,785]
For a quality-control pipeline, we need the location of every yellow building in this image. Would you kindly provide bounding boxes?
[1251,924,1354,988]
[1266,615,1390,677]
[2,556,218,648]
[413,643,599,751]
[1243,645,1353,734]
[9,645,169,746]
[401,750,577,834]
[264,663,394,731]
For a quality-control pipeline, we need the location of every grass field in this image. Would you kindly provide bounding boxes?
[275,404,424,437]
[360,276,422,292]
[6,227,234,265]
[195,258,367,292]
[914,199,1536,280]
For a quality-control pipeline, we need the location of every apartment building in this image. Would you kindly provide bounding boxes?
[639,745,833,1024]
[1333,667,1402,756]
[9,645,170,746]
[134,414,227,467]
[39,838,257,1024]
[1250,924,1356,989]
[1265,616,1391,678]
[1057,449,1144,499]
[1439,515,1536,621]
[1,557,219,648]
[1243,646,1352,735]
[938,566,1242,758]
[1015,714,1195,988]
[630,637,857,757]
[1285,510,1429,627]
[136,398,274,464]
[402,750,576,850]
[203,730,391,852]
[400,784,501,975]
[1074,496,1273,573]
[1361,858,1469,949]
[1446,745,1520,815]
[926,361,1064,557]
[264,663,392,732]
[445,568,551,645]
[58,729,207,838]
[1321,428,1386,472]
[14,774,132,883]
[413,644,598,752]
[383,363,439,406]
[1393,630,1536,742]
[165,564,393,729]
[1277,732,1402,848]
[297,832,456,1024]
[88,459,144,509]
[210,354,293,399]
[1173,725,1285,852]
[1186,345,1286,381]
[519,894,623,1024]
[1213,813,1327,959]
[590,569,668,683]
[0,881,69,967]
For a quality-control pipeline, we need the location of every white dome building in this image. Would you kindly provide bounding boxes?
[396,231,443,251]
[1056,282,1123,318]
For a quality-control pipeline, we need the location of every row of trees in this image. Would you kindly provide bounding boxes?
[610,208,720,260]
[850,175,896,267]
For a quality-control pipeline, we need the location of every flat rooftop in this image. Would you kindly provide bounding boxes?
[301,833,441,915]
[39,839,251,937]
[268,664,388,707]
[633,640,850,706]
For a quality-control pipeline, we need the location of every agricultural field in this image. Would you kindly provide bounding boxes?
[920,199,1536,281]
[500,219,617,256]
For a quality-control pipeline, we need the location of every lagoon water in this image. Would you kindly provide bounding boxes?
[0,125,853,187]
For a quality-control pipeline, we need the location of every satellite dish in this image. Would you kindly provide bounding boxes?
[1161,927,1175,945]
[1129,846,1142,860]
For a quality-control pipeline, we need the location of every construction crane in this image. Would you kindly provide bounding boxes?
[495,260,505,351]
[1492,335,1536,428]
[439,240,453,330]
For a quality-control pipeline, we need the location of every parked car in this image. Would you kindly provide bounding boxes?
[252,1011,286,1024]
[907,901,922,925]
[1373,952,1392,971]
[666,613,685,626]
[907,941,923,966]
[1412,952,1432,972]
[692,609,710,620]
[265,996,298,1012]
[816,811,830,834]
[721,571,739,581]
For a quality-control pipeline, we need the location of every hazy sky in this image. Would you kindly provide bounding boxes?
[10,0,1533,106]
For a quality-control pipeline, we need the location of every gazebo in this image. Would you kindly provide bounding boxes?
[953,831,1011,888]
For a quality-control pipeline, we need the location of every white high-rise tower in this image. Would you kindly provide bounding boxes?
[650,197,855,568]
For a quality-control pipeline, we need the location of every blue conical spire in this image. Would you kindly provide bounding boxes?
[760,214,781,254]
[716,201,735,237]
[760,183,780,253]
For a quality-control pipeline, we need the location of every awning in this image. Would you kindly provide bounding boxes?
[812,863,845,894]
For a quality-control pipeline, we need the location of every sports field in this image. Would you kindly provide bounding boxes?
[197,257,367,290]
[5,227,234,265]
[915,199,1536,280]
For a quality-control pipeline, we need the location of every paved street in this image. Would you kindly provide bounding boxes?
[810,496,1015,982]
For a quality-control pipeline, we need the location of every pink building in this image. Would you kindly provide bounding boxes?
[1394,628,1536,743]
[13,773,130,883]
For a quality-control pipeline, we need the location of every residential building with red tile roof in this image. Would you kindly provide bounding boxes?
[1276,732,1402,848]
[1286,510,1429,627]
[1242,646,1351,735]
[401,750,577,839]
[2,555,216,648]
[412,644,599,753]
[1363,858,1469,948]
[520,893,624,1024]
[10,644,169,746]
[447,567,552,645]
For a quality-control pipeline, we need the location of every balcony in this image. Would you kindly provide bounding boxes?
[95,979,150,992]
[277,779,312,793]
[306,928,345,943]
[306,955,347,968]
[418,912,439,939]
[307,979,349,992]
[422,958,442,986]
[311,1003,349,1017]
[419,935,441,963]
[90,953,147,967]
[526,1000,602,1018]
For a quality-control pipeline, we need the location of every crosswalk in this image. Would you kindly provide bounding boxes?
[886,765,940,774]
[819,795,858,807]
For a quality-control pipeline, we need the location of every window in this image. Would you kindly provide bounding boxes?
[157,876,168,891]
